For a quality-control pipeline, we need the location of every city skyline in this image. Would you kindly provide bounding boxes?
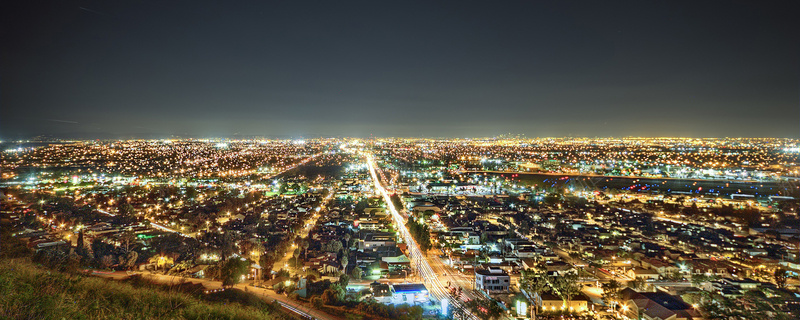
[2,1,799,139]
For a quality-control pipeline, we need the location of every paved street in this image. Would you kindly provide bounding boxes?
[364,153,479,320]
[427,254,480,301]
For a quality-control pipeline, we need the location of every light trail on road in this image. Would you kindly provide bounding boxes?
[365,153,478,320]
[277,301,316,319]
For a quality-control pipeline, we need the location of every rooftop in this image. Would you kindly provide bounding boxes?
[391,283,428,293]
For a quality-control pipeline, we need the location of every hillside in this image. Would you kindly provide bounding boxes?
[0,258,288,320]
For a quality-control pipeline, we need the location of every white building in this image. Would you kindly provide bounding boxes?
[475,267,510,293]
[389,283,430,305]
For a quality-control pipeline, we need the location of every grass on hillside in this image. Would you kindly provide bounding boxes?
[0,258,289,320]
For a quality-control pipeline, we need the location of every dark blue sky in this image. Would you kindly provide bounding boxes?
[2,1,798,139]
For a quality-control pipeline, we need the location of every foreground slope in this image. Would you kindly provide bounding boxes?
[0,259,286,320]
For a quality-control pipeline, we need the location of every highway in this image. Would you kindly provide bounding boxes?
[365,153,478,320]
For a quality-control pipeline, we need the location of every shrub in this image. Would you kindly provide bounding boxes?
[311,295,324,309]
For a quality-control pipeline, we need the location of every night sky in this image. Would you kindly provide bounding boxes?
[2,1,798,139]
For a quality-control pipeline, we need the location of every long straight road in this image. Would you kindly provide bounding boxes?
[364,153,478,320]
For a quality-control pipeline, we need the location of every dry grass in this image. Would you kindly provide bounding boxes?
[0,258,285,320]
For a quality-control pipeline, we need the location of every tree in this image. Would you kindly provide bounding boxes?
[311,296,324,309]
[125,250,139,270]
[306,268,322,282]
[602,279,623,313]
[259,251,278,272]
[390,193,403,207]
[774,267,788,288]
[322,283,345,305]
[101,255,116,269]
[220,258,250,288]
[343,233,352,249]
[219,232,237,259]
[251,241,265,258]
[544,193,562,206]
[552,272,582,306]
[698,290,793,320]
[76,230,85,250]
[168,261,193,275]
[238,239,255,256]
[341,255,349,272]
[339,274,350,288]
[119,203,134,216]
[520,268,550,314]
[351,266,362,280]
[278,183,287,195]
[325,240,343,253]
[406,218,432,253]
[467,297,504,320]
[630,277,648,291]
[301,239,310,258]
[321,289,336,305]
[331,283,346,302]
[306,273,318,282]
[292,248,300,268]
[119,230,137,253]
[185,187,198,200]
[691,274,715,287]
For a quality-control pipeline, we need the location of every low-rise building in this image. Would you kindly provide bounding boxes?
[621,288,701,320]
[627,267,662,281]
[390,283,430,305]
[475,267,510,293]
[539,292,591,313]
[359,232,396,251]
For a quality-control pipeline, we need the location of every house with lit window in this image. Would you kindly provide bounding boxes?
[359,232,396,251]
[538,292,591,313]
[475,267,510,293]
